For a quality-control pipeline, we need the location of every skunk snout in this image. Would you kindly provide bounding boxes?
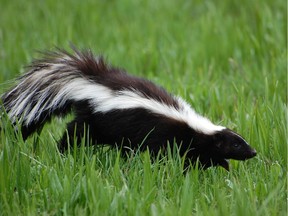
[247,148,257,159]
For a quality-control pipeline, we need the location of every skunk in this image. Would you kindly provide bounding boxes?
[1,48,256,170]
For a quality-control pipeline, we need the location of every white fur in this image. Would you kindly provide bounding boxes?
[5,56,225,135]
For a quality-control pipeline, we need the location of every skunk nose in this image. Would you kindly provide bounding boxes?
[251,149,257,157]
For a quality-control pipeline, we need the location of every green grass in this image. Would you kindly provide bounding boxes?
[0,0,286,215]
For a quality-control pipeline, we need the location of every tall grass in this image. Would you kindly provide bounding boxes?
[0,0,286,215]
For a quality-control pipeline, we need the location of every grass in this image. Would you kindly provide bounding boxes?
[0,0,286,215]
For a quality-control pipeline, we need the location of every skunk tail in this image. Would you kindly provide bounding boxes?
[1,48,106,139]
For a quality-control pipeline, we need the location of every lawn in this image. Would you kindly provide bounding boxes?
[0,0,286,215]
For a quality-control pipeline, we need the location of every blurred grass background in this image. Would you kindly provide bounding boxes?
[0,0,286,215]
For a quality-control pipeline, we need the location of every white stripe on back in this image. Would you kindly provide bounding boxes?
[6,61,225,135]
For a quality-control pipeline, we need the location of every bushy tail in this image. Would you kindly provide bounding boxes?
[1,48,106,139]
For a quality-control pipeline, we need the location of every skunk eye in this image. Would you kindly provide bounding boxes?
[233,143,240,148]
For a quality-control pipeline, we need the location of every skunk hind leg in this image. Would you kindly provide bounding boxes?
[21,123,44,140]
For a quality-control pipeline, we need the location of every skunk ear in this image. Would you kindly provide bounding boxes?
[215,141,222,148]
[213,132,224,148]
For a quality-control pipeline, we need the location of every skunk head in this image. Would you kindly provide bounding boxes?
[198,128,257,170]
[173,122,256,171]
[213,129,256,160]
